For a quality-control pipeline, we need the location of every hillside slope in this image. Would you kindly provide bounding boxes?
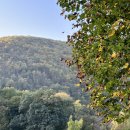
[0,36,77,90]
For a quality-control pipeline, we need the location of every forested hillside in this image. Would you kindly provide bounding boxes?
[0,36,76,89]
[0,36,90,103]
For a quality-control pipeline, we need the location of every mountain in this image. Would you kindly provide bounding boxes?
[0,36,78,89]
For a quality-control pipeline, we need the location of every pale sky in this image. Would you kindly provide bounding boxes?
[0,0,74,41]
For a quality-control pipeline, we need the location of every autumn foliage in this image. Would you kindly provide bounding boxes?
[57,0,130,123]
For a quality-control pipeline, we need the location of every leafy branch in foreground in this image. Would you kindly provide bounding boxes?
[57,0,130,123]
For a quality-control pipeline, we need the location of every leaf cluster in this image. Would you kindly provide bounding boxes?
[57,0,130,123]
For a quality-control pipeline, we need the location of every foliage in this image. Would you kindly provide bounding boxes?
[25,89,74,130]
[111,118,130,130]
[0,106,8,130]
[67,115,83,130]
[0,87,112,130]
[73,100,110,130]
[0,36,75,89]
[57,0,130,123]
[0,88,74,130]
[0,35,90,103]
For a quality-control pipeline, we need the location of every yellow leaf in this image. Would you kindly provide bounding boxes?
[111,52,117,58]
[112,19,123,28]
[79,79,82,83]
[128,68,130,74]
[113,92,120,97]
[123,63,129,69]
[98,47,103,52]
[96,56,101,61]
[75,83,80,87]
[108,19,124,37]
[108,30,115,37]
[120,25,125,30]
[109,64,112,67]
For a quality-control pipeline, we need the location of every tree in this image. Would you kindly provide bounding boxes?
[0,106,9,130]
[0,88,64,130]
[27,90,74,130]
[67,115,83,130]
[57,0,130,123]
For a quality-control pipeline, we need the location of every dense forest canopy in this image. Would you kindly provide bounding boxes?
[57,0,130,123]
[0,87,74,130]
[0,36,74,89]
[0,87,112,130]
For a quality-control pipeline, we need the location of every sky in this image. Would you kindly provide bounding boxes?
[0,0,74,41]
